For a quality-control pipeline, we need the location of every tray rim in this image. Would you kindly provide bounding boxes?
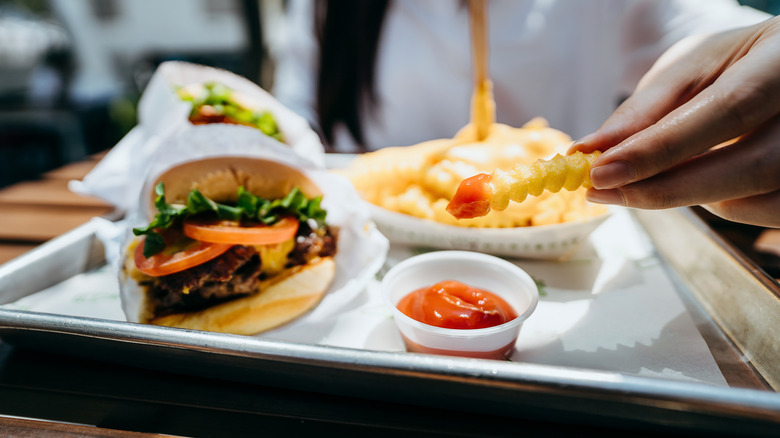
[1,308,779,421]
[633,208,780,390]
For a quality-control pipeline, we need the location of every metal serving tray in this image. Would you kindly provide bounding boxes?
[0,208,779,435]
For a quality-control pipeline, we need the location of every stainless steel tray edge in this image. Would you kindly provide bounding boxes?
[1,309,780,429]
[0,221,104,305]
[633,208,780,390]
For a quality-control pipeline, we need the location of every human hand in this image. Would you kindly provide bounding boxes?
[570,16,780,227]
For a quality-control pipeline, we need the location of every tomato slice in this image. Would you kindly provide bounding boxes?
[134,235,232,277]
[182,216,299,245]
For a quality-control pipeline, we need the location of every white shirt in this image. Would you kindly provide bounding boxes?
[273,0,768,152]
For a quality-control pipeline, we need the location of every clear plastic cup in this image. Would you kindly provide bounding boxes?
[381,251,539,360]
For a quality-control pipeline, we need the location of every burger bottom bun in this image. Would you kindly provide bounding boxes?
[147,257,335,335]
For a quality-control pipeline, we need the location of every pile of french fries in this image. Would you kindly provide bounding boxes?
[340,118,607,228]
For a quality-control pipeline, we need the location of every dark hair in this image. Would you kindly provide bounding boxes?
[315,0,389,150]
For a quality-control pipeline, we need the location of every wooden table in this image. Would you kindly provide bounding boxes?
[0,152,115,265]
[0,416,169,438]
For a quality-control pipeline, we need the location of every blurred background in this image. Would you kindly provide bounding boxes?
[0,0,283,188]
[0,0,778,189]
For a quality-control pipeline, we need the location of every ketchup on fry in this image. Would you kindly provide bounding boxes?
[446,173,492,219]
[396,280,517,330]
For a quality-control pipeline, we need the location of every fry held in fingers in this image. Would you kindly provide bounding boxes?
[447,151,601,219]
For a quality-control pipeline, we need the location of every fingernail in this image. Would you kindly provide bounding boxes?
[586,188,626,206]
[590,160,636,189]
[568,133,596,153]
[574,132,597,146]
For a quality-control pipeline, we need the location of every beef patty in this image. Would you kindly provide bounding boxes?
[142,224,337,316]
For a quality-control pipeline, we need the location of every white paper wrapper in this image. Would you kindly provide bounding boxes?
[70,61,325,213]
[116,139,388,338]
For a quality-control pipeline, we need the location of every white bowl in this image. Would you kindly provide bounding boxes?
[381,251,539,359]
[368,203,610,259]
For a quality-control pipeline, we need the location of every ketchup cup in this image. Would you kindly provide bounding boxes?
[381,251,539,360]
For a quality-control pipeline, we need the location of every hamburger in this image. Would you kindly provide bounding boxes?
[122,157,337,335]
[177,82,285,143]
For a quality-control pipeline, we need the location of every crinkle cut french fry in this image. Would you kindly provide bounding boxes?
[489,151,601,211]
[446,150,601,219]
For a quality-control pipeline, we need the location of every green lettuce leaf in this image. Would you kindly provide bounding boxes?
[132,183,327,258]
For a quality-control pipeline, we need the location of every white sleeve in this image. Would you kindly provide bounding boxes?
[618,0,770,96]
[270,0,320,131]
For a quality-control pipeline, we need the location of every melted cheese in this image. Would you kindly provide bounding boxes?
[256,238,295,276]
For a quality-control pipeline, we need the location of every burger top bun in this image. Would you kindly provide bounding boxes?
[147,157,322,214]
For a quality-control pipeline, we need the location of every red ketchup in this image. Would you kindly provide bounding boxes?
[446,173,492,219]
[396,280,518,359]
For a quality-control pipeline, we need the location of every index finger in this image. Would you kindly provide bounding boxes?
[591,49,780,190]
[569,32,729,156]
